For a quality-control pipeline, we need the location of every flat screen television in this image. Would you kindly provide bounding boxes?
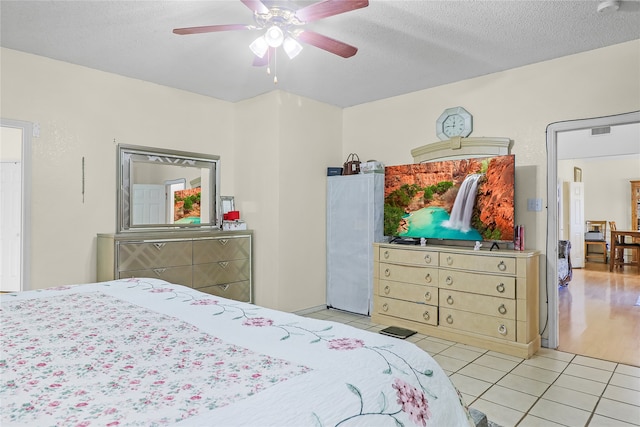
[384,154,515,243]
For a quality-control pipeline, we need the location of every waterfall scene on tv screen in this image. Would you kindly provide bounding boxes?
[384,155,515,242]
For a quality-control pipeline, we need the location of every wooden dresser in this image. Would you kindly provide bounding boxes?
[373,243,540,358]
[97,230,252,303]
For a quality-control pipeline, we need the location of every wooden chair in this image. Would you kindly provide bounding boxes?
[584,220,607,264]
[609,221,640,270]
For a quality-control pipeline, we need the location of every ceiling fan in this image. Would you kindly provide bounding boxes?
[173,0,369,63]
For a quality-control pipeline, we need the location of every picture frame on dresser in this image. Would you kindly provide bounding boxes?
[220,196,235,215]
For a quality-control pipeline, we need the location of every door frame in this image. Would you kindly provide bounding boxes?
[1,118,33,291]
[545,110,640,349]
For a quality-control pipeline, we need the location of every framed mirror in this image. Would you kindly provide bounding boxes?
[117,144,220,232]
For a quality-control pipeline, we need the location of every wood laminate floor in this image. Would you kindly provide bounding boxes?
[558,261,640,367]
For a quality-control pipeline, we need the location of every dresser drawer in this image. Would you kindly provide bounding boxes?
[439,307,516,341]
[379,279,438,305]
[379,263,437,286]
[440,252,516,275]
[193,259,250,286]
[117,241,192,271]
[193,237,250,264]
[118,266,192,287]
[376,296,438,326]
[438,270,516,299]
[440,289,515,320]
[380,248,438,266]
[196,281,251,302]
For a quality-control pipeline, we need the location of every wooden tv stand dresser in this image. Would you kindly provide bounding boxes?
[372,243,540,358]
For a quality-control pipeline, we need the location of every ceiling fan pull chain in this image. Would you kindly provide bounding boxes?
[273,49,278,84]
[266,48,271,76]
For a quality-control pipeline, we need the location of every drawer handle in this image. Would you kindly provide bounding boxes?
[424,254,432,264]
[446,315,453,324]
[446,295,454,305]
[424,291,431,301]
[424,273,432,283]
[446,256,453,266]
[498,304,507,315]
[423,311,430,321]
[384,285,391,295]
[497,261,507,271]
[218,261,229,268]
[445,276,453,286]
[496,283,505,293]
[219,239,229,245]
[382,303,389,312]
[153,243,166,250]
[384,268,391,277]
[383,250,390,259]
[498,324,508,335]
[220,284,230,291]
[152,268,166,276]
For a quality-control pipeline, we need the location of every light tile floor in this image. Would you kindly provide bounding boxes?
[302,308,640,427]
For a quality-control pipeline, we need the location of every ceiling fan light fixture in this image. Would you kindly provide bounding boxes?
[249,36,269,58]
[597,0,620,13]
[283,37,303,59]
[264,25,284,47]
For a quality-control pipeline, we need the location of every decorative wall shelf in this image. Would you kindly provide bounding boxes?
[411,137,513,163]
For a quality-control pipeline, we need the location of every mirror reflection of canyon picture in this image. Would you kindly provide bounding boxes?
[174,188,202,224]
[384,155,515,242]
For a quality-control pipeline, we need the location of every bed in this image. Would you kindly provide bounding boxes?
[1,278,475,426]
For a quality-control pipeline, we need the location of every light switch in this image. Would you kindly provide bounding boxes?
[527,198,543,212]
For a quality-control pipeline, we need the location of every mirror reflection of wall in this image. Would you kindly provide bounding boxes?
[131,163,202,225]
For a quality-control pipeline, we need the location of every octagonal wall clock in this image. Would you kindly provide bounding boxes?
[436,106,473,141]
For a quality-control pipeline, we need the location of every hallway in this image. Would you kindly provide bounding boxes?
[558,261,640,367]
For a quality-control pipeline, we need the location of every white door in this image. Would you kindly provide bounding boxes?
[565,181,585,268]
[132,184,166,225]
[0,162,22,291]
[165,179,185,224]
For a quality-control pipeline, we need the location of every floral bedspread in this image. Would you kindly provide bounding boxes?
[1,279,474,427]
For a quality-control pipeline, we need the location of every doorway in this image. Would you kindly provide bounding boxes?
[546,111,640,354]
[0,119,33,292]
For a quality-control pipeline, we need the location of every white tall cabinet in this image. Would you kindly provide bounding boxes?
[326,173,384,315]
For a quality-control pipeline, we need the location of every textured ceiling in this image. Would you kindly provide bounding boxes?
[1,0,639,108]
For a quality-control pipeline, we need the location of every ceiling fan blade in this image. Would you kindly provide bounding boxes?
[240,0,269,14]
[173,24,252,35]
[295,0,369,22]
[297,30,358,58]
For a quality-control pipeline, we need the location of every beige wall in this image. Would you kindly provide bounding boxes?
[343,39,640,334]
[233,92,342,311]
[344,40,640,258]
[2,39,639,316]
[559,156,640,237]
[1,48,235,289]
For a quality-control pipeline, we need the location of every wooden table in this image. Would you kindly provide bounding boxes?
[609,230,640,271]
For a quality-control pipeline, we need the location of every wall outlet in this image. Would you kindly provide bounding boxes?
[527,198,543,212]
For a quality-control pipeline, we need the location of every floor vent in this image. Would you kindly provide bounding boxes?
[591,126,611,136]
